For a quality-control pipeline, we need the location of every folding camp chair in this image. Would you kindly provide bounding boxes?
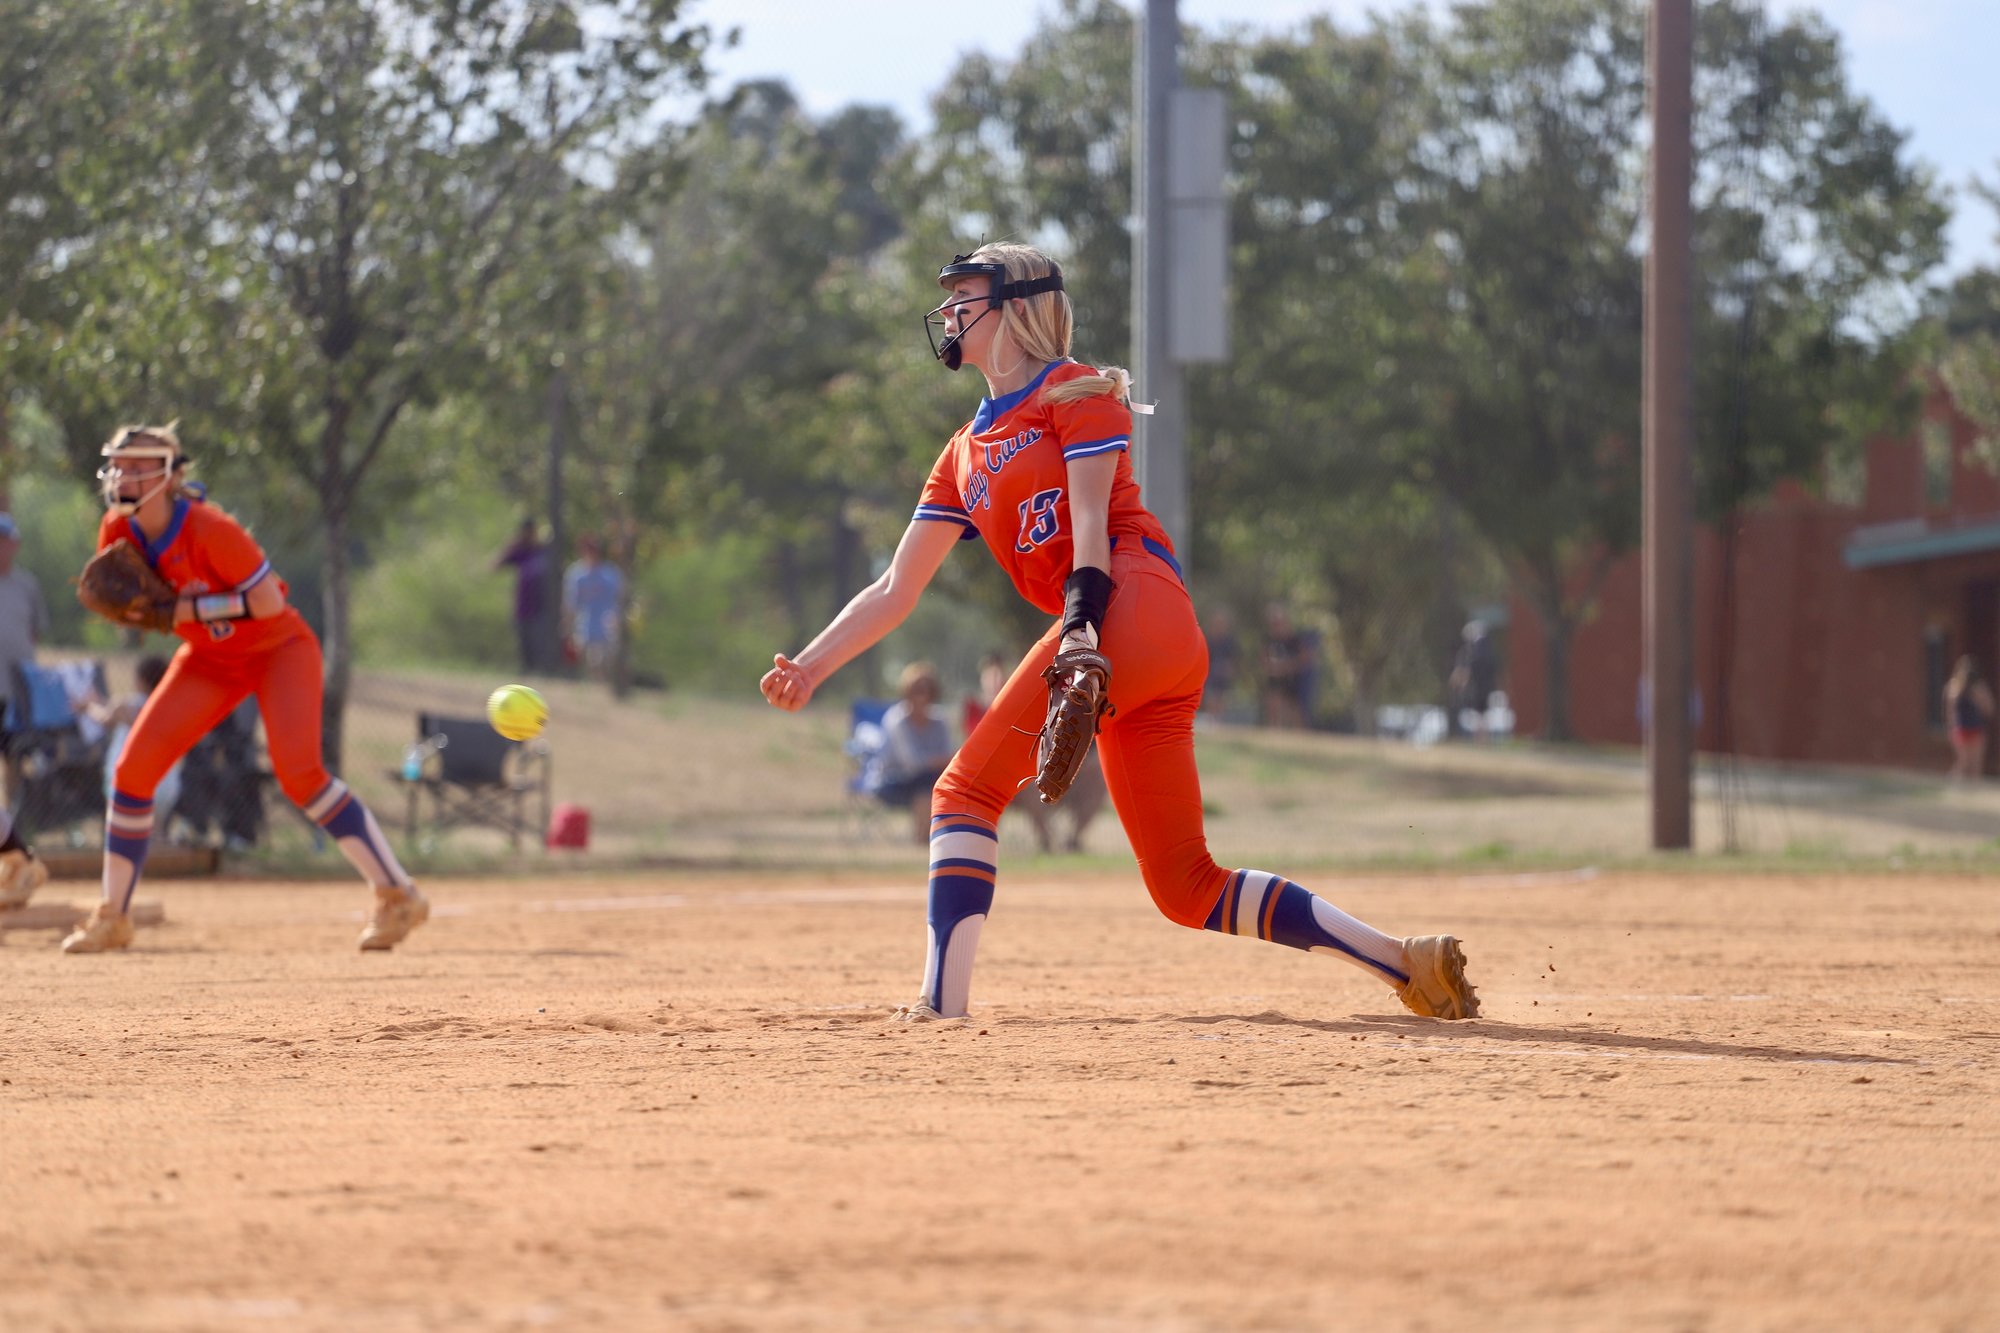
[396,712,552,849]
[6,660,111,842]
[843,698,894,839]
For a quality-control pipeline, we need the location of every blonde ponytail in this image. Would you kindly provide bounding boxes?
[1043,364,1136,408]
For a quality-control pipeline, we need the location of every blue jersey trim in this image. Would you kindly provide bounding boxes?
[1060,435,1129,461]
[971,360,1064,434]
[913,506,981,541]
[1109,533,1184,583]
[126,497,192,566]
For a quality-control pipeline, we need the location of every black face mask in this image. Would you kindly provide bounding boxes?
[924,255,1065,371]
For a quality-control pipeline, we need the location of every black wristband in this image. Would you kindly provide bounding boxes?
[1061,566,1115,639]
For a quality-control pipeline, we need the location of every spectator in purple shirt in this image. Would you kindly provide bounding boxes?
[493,518,550,674]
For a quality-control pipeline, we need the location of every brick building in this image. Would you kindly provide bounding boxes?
[1507,388,1991,772]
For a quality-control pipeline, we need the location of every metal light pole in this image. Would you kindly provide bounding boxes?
[1133,0,1186,557]
[1132,0,1228,570]
[1645,0,1695,850]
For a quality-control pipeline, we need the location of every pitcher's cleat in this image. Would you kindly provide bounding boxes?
[891,999,955,1024]
[0,848,49,911]
[61,904,136,954]
[1397,934,1480,1020]
[358,884,429,951]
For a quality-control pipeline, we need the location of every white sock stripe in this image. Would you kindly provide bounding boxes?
[1234,870,1277,938]
[1307,895,1406,978]
[107,810,156,834]
[930,830,1000,867]
[919,924,940,1012]
[103,850,141,912]
[330,803,412,891]
[934,914,986,1018]
[304,780,350,823]
[359,803,412,888]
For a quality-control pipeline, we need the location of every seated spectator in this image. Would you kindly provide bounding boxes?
[872,661,958,845]
[964,649,1107,855]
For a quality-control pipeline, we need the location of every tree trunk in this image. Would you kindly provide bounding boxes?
[320,496,353,774]
[1539,603,1575,743]
[776,538,804,648]
[541,367,568,676]
[609,527,636,700]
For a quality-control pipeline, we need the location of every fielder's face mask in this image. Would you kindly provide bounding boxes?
[925,254,1065,371]
[97,432,185,517]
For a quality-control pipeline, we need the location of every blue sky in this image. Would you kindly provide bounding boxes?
[689,0,1999,277]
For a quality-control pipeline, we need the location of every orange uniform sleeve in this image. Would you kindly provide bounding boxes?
[97,512,125,551]
[195,506,272,589]
[1050,384,1132,466]
[913,441,980,541]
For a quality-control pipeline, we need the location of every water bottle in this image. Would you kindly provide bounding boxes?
[401,743,424,782]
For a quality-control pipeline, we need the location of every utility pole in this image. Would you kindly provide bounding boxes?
[1645,0,1695,850]
[1133,0,1184,558]
[1132,0,1227,572]
[543,365,568,678]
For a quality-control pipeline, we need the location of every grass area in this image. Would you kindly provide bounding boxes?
[49,652,2000,879]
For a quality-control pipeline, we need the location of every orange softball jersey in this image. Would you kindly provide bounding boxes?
[97,498,308,654]
[916,360,1173,614]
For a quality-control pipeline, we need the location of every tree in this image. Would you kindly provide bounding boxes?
[521,81,913,693]
[1935,179,2000,467]
[23,0,718,766]
[1405,0,1946,738]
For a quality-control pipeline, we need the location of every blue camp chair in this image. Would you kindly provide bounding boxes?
[843,698,894,839]
[6,660,111,841]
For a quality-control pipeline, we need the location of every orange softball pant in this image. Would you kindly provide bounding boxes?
[113,629,333,808]
[934,542,1229,927]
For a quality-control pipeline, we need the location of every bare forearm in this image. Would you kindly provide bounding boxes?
[793,579,918,687]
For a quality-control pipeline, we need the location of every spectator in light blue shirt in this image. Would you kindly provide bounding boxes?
[562,536,624,682]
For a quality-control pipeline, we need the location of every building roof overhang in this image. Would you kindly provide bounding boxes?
[1844,515,2000,569]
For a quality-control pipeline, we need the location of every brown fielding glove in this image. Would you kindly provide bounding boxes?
[76,541,177,634]
[1035,647,1114,805]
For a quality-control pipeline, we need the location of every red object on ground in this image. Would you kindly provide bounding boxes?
[547,802,590,850]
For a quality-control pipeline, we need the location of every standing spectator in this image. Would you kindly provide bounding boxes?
[1450,619,1500,740]
[1260,602,1307,729]
[1201,605,1241,719]
[561,535,624,684]
[493,518,550,675]
[964,651,1107,854]
[0,512,51,807]
[1293,623,1322,729]
[1945,654,1995,781]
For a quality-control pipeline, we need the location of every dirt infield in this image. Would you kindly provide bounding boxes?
[4,868,1997,1332]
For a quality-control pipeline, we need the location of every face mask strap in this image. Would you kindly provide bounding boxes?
[925,256,1065,368]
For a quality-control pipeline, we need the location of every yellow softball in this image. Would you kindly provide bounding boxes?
[486,684,548,741]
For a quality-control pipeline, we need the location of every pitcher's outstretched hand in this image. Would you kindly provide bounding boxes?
[761,653,814,712]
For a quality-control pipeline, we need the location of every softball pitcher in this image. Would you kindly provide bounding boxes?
[60,424,428,954]
[761,242,1479,1022]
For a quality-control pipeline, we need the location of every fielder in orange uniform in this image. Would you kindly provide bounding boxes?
[761,243,1479,1022]
[59,424,428,954]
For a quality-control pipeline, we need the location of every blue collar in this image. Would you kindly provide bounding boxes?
[127,497,191,565]
[972,360,1063,434]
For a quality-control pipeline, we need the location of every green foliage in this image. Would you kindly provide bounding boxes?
[350,496,516,670]
[9,472,124,651]
[0,0,1961,754]
[627,529,790,695]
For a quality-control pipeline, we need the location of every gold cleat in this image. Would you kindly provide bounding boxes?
[1397,934,1480,1020]
[61,904,136,954]
[0,848,49,911]
[358,884,430,951]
